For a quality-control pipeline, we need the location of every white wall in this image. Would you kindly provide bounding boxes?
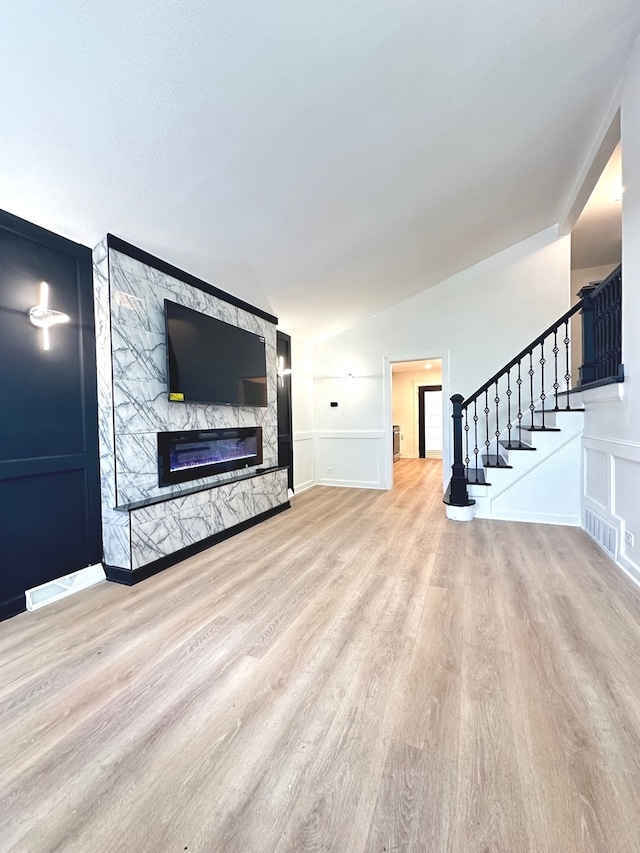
[571,263,619,295]
[291,336,315,493]
[391,366,442,458]
[313,226,570,490]
[581,33,640,586]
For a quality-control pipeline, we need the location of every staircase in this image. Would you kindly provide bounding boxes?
[445,264,623,524]
[466,395,584,524]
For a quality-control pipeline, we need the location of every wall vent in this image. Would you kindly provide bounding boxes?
[25,564,105,612]
[584,508,618,560]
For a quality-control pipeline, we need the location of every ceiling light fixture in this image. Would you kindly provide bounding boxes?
[28,282,70,351]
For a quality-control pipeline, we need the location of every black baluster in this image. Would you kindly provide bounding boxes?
[552,329,559,411]
[473,399,479,474]
[564,319,571,408]
[615,273,622,377]
[494,380,500,463]
[609,285,616,375]
[539,340,546,429]
[595,292,603,380]
[516,360,523,444]
[596,292,601,379]
[528,351,535,429]
[506,369,513,448]
[484,389,490,466]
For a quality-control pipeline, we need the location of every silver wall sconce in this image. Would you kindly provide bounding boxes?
[277,355,292,386]
[28,281,70,350]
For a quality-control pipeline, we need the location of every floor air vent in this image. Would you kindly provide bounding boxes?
[25,565,106,611]
[584,508,618,560]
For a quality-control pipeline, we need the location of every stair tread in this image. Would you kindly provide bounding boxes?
[465,469,491,486]
[482,454,513,469]
[522,425,561,432]
[499,440,536,450]
[534,408,585,413]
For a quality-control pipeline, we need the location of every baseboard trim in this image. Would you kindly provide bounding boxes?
[317,479,385,490]
[616,553,640,590]
[105,502,290,586]
[477,509,581,526]
[0,593,27,622]
[292,480,315,494]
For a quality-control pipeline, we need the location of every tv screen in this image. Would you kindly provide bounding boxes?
[165,300,268,407]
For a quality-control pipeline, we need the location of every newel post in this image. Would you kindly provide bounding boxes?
[443,394,475,519]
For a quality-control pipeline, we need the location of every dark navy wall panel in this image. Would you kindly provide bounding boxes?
[0,470,92,597]
[0,210,102,621]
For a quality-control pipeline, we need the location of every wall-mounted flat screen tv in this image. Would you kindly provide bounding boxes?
[164,300,268,407]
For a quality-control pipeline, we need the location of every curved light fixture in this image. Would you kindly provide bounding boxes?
[28,282,70,350]
[277,355,292,385]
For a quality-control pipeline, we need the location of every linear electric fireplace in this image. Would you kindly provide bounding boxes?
[158,427,263,486]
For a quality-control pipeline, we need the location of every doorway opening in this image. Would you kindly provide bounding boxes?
[390,358,444,488]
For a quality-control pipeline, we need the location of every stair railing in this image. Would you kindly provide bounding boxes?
[459,301,584,477]
[446,264,623,507]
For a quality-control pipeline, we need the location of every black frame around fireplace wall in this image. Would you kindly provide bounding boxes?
[158,427,263,486]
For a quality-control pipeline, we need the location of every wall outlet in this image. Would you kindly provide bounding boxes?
[625,530,635,547]
[326,467,334,474]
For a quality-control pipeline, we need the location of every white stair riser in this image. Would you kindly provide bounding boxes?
[464,407,584,524]
[529,410,584,430]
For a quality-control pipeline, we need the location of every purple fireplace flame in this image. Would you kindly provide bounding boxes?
[158,427,263,486]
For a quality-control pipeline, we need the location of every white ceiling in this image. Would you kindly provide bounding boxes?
[1,1,639,342]
[392,359,441,374]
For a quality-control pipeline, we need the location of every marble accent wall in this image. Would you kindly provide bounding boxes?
[93,241,284,572]
[129,469,288,569]
[94,238,133,569]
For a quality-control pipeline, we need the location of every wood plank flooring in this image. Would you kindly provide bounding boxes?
[2,459,640,852]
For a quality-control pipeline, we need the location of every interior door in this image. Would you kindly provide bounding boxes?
[0,210,102,620]
[418,385,443,459]
[276,331,293,491]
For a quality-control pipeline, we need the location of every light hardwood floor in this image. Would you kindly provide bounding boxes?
[2,459,640,852]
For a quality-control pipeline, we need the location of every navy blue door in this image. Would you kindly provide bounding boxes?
[0,210,101,620]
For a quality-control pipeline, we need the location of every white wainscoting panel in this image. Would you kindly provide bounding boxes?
[584,446,609,514]
[317,430,386,489]
[583,435,640,588]
[293,431,315,493]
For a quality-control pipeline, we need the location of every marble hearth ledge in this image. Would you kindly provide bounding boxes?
[112,466,287,512]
